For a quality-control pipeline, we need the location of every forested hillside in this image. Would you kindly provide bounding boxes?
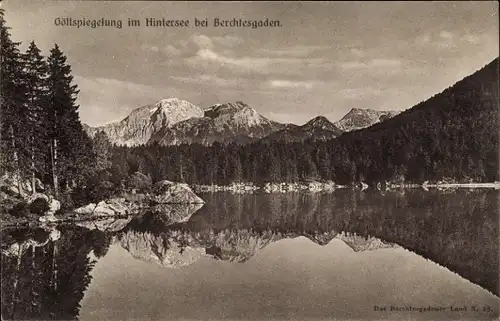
[327,57,499,184]
[103,58,499,186]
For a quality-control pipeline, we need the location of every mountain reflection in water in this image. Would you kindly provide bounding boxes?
[1,189,498,321]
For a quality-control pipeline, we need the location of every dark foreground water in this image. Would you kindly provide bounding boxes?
[1,189,499,321]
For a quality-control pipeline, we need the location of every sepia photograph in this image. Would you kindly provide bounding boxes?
[0,1,499,320]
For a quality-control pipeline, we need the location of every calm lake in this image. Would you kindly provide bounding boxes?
[1,189,499,321]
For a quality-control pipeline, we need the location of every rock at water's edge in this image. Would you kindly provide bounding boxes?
[74,198,132,217]
[150,180,205,204]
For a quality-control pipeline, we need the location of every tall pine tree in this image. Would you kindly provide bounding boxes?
[0,9,29,193]
[46,44,94,196]
[22,41,49,193]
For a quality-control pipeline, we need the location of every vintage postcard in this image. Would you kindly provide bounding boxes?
[0,1,499,320]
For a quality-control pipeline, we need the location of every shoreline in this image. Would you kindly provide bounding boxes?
[193,181,500,193]
[423,182,500,188]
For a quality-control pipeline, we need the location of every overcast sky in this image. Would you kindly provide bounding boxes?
[3,1,499,126]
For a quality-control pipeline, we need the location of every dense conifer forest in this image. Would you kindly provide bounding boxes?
[0,9,97,207]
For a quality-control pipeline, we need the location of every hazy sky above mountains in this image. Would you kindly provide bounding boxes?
[3,1,499,126]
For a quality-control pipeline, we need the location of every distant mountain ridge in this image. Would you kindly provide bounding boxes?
[261,116,343,143]
[333,108,401,132]
[83,99,401,146]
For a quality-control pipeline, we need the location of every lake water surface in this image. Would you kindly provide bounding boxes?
[1,189,499,320]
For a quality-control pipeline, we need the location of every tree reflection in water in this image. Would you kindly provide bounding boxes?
[1,226,112,320]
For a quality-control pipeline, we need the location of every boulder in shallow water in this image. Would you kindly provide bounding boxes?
[74,197,133,217]
[150,180,205,204]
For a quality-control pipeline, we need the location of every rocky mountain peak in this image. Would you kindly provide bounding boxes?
[347,107,365,114]
[149,98,182,112]
[302,116,338,131]
[232,105,266,127]
[334,108,400,132]
[307,115,331,123]
[149,98,204,124]
[201,101,269,129]
[204,101,248,119]
[83,98,204,146]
